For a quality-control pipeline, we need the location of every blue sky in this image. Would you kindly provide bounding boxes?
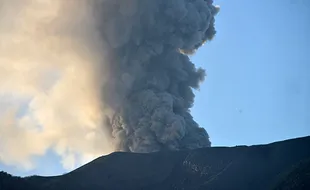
[1,0,309,177]
[192,0,310,146]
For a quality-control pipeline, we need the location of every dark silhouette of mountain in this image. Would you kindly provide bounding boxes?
[0,172,40,190]
[1,136,310,190]
[271,158,310,190]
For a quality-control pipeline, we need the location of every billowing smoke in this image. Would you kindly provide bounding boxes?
[0,0,219,170]
[97,0,219,152]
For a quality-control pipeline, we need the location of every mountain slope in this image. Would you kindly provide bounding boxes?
[272,158,310,190]
[1,136,310,190]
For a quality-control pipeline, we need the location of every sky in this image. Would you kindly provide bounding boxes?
[192,0,310,146]
[0,0,309,177]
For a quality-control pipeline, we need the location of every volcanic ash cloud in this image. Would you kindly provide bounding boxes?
[0,0,219,170]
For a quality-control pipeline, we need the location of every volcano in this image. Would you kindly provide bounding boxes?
[1,136,310,190]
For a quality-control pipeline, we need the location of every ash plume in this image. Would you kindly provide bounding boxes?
[97,0,220,152]
[0,0,219,170]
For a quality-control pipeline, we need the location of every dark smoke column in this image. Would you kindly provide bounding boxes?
[93,0,219,153]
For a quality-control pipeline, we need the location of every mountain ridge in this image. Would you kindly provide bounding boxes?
[1,136,310,190]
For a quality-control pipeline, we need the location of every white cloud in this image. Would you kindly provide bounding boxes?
[0,0,113,171]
